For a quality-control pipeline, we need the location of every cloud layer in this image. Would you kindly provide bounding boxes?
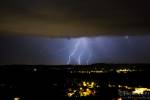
[0,0,150,37]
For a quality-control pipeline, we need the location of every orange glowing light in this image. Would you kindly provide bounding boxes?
[14,97,20,100]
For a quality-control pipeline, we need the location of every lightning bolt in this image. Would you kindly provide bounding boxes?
[78,50,84,65]
[67,40,80,65]
[86,53,91,65]
[67,38,92,65]
[78,54,81,65]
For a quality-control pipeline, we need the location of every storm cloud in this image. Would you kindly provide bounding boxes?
[0,0,150,37]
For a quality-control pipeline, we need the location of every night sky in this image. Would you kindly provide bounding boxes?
[0,0,150,36]
[0,0,150,65]
[0,35,150,65]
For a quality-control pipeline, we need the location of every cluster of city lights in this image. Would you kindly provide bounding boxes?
[118,85,150,96]
[70,67,140,74]
[77,70,104,74]
[133,88,150,94]
[67,81,97,97]
[14,97,20,100]
[116,69,136,73]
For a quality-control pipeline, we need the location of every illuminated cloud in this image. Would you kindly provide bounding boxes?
[0,36,150,65]
[0,0,150,37]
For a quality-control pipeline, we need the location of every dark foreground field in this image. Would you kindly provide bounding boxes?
[0,64,150,100]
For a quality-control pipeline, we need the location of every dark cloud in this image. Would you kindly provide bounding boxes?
[0,0,150,37]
